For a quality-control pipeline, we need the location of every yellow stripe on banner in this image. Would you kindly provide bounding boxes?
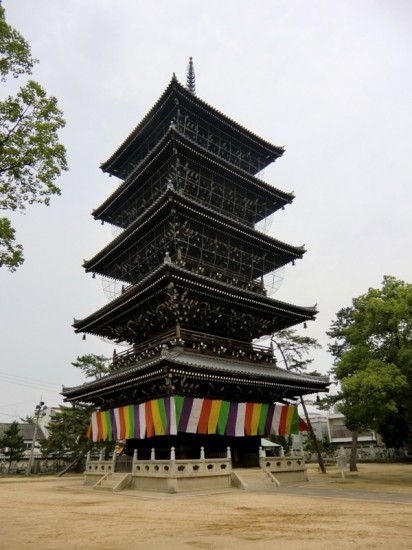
[285,406,295,435]
[101,411,108,441]
[208,400,222,434]
[151,399,164,435]
[251,403,262,435]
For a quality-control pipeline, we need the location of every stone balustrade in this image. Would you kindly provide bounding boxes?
[258,446,307,482]
[84,445,307,490]
[85,449,116,474]
[131,446,231,477]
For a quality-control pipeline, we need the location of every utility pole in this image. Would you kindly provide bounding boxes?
[26,398,47,475]
[271,337,327,474]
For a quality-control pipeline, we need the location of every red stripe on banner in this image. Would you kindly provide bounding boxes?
[96,412,103,441]
[244,402,254,436]
[118,406,126,439]
[198,399,213,434]
[145,400,154,438]
[278,405,289,435]
[299,416,309,432]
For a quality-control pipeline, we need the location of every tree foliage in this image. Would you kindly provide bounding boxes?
[0,6,67,271]
[271,329,322,376]
[271,329,328,473]
[39,405,94,471]
[71,354,112,379]
[19,415,34,424]
[40,355,112,471]
[0,421,25,470]
[328,276,412,460]
[0,216,22,270]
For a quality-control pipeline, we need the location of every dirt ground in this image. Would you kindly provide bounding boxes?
[0,463,411,550]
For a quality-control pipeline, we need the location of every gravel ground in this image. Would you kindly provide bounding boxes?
[0,462,411,550]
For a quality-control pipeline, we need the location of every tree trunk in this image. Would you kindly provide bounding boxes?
[349,430,359,472]
[56,450,88,477]
[300,397,326,474]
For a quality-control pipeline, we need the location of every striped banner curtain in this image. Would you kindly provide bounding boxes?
[87,396,309,442]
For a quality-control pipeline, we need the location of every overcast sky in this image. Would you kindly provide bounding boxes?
[1,0,411,421]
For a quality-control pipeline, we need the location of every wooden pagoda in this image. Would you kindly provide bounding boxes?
[63,61,329,466]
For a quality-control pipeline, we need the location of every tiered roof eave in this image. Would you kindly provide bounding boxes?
[62,348,329,402]
[93,128,294,224]
[73,262,317,338]
[100,76,285,178]
[83,186,305,276]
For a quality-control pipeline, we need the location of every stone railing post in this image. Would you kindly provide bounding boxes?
[259,446,265,458]
[226,446,231,460]
[170,446,176,475]
[133,449,138,466]
[200,446,205,460]
[279,447,285,458]
[151,448,155,461]
[112,451,116,469]
[86,451,91,467]
[99,448,104,461]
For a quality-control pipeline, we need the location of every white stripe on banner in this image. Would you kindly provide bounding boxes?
[271,403,282,435]
[187,398,203,433]
[114,408,120,439]
[91,412,98,442]
[169,397,177,435]
[235,403,247,436]
[139,402,146,439]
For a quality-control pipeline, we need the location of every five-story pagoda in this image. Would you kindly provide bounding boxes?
[63,59,329,465]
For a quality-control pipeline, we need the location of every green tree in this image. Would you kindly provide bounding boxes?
[0,6,67,271]
[19,415,34,424]
[71,354,112,379]
[328,276,412,470]
[39,404,94,473]
[0,421,25,471]
[271,329,328,473]
[269,434,292,454]
[304,432,335,458]
[271,329,322,375]
[40,354,112,472]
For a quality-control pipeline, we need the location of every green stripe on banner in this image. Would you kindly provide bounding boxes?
[104,410,111,440]
[291,406,300,434]
[174,395,185,428]
[258,403,268,435]
[158,398,167,433]
[217,400,230,435]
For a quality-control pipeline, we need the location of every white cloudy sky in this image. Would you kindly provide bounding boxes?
[1,0,411,420]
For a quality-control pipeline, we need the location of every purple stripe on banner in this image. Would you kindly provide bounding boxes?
[264,404,275,437]
[164,396,171,435]
[109,409,117,440]
[134,403,140,439]
[178,397,194,432]
[226,402,238,437]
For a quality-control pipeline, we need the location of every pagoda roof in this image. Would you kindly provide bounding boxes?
[84,186,305,277]
[94,127,293,223]
[62,347,329,402]
[73,262,317,340]
[101,77,285,178]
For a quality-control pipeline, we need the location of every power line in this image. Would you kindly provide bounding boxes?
[0,411,21,419]
[0,371,62,392]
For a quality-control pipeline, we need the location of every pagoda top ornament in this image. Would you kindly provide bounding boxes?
[186,56,196,95]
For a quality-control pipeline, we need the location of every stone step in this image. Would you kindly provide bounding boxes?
[94,473,130,491]
[234,468,278,490]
